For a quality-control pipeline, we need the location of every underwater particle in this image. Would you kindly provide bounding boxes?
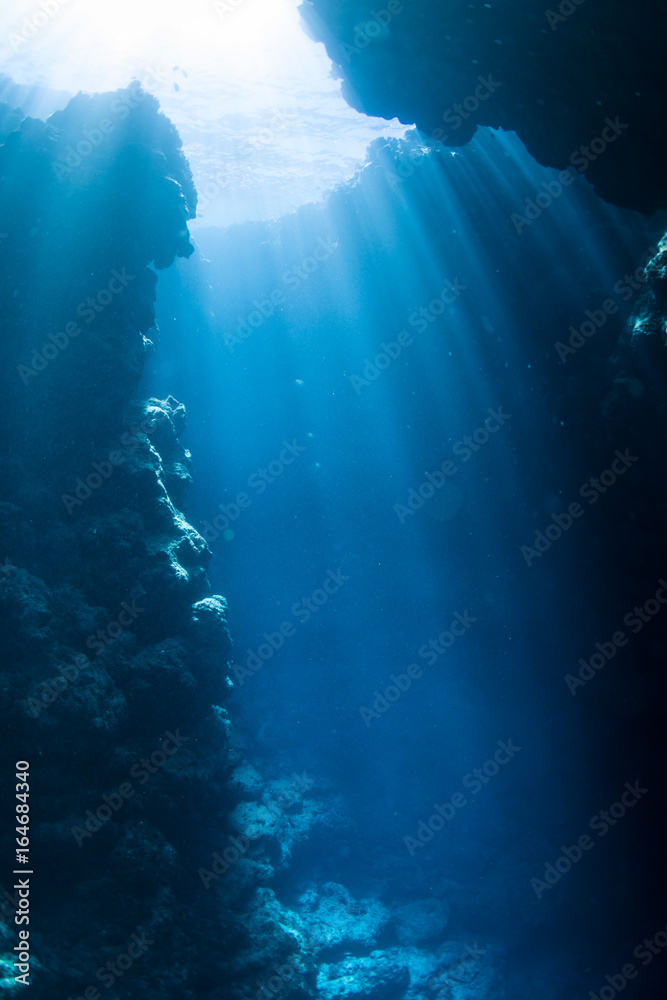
[223,529,235,541]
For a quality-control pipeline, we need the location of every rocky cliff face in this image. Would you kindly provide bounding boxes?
[300,0,667,214]
[0,86,258,999]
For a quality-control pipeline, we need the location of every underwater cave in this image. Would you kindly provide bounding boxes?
[1,0,666,997]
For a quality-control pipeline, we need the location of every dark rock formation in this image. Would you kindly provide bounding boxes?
[300,0,667,213]
[0,87,252,999]
[0,85,196,468]
[621,237,667,357]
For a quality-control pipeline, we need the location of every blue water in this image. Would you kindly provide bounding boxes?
[3,53,665,994]
[141,128,664,990]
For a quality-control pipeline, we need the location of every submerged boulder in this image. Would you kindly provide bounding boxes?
[393,898,450,947]
[299,882,391,953]
[317,951,410,999]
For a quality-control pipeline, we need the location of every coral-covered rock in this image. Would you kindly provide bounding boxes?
[232,801,282,841]
[300,882,390,954]
[221,887,317,997]
[229,761,265,800]
[628,237,667,347]
[393,898,449,947]
[423,941,505,1000]
[317,951,410,999]
[0,88,243,999]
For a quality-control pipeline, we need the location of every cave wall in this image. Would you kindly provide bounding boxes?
[300,0,667,213]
